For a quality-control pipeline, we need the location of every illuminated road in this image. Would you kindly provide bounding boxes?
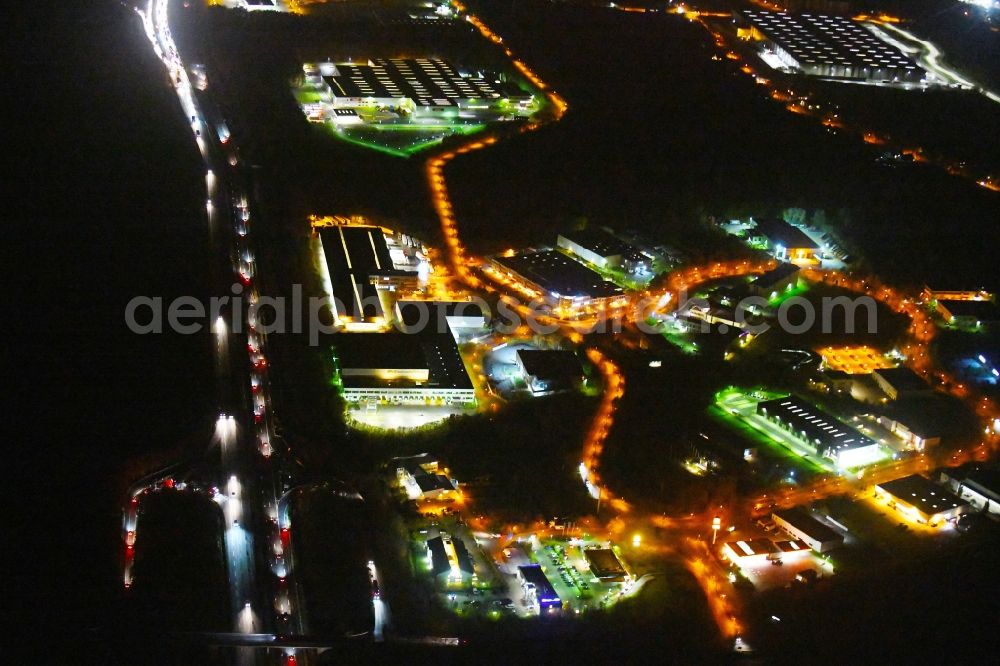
[866,20,1000,104]
[368,560,390,642]
[135,1,304,661]
[426,2,568,294]
[129,0,1000,656]
[139,0,260,642]
[579,349,630,514]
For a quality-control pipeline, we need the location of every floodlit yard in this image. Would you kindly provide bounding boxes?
[328,122,488,157]
[348,402,474,430]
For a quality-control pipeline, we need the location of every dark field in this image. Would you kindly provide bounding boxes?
[127,490,229,631]
[445,1,999,289]
[10,1,216,657]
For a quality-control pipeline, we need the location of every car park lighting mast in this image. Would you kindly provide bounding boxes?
[712,515,721,544]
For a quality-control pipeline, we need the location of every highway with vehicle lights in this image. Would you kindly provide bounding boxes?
[133,1,307,662]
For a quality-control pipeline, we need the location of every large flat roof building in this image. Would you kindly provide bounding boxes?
[427,533,475,584]
[738,11,922,82]
[875,474,968,525]
[936,299,1000,328]
[757,396,882,467]
[330,332,475,405]
[490,250,626,314]
[722,538,779,564]
[922,286,993,303]
[394,300,487,336]
[394,454,462,501]
[557,228,648,272]
[876,411,941,452]
[872,367,932,400]
[240,0,280,11]
[942,466,1000,516]
[321,58,529,112]
[317,225,419,329]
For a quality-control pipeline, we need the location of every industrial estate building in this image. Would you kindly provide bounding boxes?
[772,508,844,553]
[922,286,997,327]
[722,537,812,565]
[749,218,820,263]
[941,466,1000,516]
[316,223,420,330]
[874,474,968,525]
[427,533,476,585]
[772,0,855,13]
[722,538,779,564]
[490,250,627,314]
[750,262,802,298]
[395,455,461,502]
[331,332,475,405]
[921,285,993,303]
[394,300,487,337]
[872,367,932,400]
[736,11,922,82]
[517,564,561,613]
[515,349,585,394]
[756,396,882,467]
[876,412,941,451]
[584,549,629,582]
[677,301,754,331]
[556,228,650,273]
[935,299,1000,329]
[311,58,532,115]
[239,0,280,11]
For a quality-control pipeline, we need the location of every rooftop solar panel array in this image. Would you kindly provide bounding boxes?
[324,57,504,107]
[743,11,917,73]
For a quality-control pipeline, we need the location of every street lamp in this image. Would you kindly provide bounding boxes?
[712,516,721,544]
